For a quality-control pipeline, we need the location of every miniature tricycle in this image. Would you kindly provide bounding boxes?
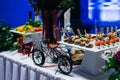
[32,40,73,75]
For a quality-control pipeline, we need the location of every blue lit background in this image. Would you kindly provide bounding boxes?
[1,0,120,33]
[0,0,34,27]
[87,0,120,33]
[89,0,120,21]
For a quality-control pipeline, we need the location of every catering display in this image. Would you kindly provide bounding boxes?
[11,19,43,34]
[9,23,120,75]
[63,28,120,50]
[57,27,120,75]
[31,27,120,75]
[10,19,43,56]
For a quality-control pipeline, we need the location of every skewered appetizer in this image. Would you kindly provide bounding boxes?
[85,39,93,48]
[74,39,81,45]
[63,28,120,49]
[79,39,86,47]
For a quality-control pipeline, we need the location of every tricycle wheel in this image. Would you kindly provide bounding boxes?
[58,55,72,75]
[32,49,45,66]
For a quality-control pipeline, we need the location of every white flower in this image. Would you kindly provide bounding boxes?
[101,53,109,61]
[101,51,113,62]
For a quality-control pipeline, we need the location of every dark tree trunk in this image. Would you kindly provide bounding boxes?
[42,9,61,43]
[41,0,61,43]
[53,9,61,41]
[42,10,54,41]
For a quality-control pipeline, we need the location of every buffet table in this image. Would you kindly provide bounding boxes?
[8,29,119,76]
[58,41,119,75]
[0,51,81,80]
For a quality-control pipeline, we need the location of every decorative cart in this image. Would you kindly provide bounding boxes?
[32,40,73,75]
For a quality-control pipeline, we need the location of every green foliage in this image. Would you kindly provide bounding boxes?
[10,43,21,51]
[29,0,75,11]
[108,72,120,80]
[0,24,13,51]
[0,24,19,51]
[58,0,75,9]
[104,57,116,74]
[103,52,120,80]
[25,19,42,27]
[29,0,41,11]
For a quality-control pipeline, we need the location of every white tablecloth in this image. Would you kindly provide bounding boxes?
[0,51,67,80]
[0,50,86,80]
[0,50,113,80]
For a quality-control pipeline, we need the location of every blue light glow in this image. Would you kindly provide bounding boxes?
[88,0,120,21]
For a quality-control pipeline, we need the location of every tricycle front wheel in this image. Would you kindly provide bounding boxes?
[58,55,72,75]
